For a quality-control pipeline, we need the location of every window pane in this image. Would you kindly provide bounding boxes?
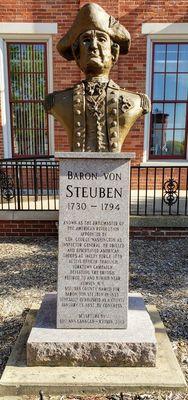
[34,44,45,73]
[150,130,163,156]
[178,44,188,72]
[35,103,46,129]
[165,130,174,156]
[35,75,45,100]
[12,103,21,129]
[163,103,175,129]
[152,103,163,115]
[22,44,32,73]
[166,44,178,72]
[177,74,188,100]
[165,74,177,100]
[175,104,187,128]
[10,74,22,100]
[10,44,21,73]
[152,103,164,128]
[153,74,164,100]
[173,130,186,155]
[154,44,166,72]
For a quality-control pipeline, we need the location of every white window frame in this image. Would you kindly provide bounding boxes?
[142,23,188,166]
[0,23,57,158]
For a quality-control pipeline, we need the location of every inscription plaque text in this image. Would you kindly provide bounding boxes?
[57,156,130,328]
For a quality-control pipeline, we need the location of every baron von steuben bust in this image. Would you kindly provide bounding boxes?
[45,3,150,151]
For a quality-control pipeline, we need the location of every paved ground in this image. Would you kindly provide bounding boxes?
[0,237,187,400]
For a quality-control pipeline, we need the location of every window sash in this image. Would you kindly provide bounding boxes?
[149,42,188,160]
[7,42,49,158]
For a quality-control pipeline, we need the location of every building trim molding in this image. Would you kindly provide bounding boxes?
[142,23,188,36]
[0,23,57,35]
[0,38,12,158]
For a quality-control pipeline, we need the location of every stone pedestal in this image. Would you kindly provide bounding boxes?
[2,304,186,395]
[27,292,156,367]
[26,152,157,368]
[56,152,134,329]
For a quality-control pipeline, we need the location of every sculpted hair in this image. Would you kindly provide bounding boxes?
[72,37,80,60]
[111,42,120,64]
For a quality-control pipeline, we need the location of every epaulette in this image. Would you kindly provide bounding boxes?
[137,92,151,114]
[108,80,120,90]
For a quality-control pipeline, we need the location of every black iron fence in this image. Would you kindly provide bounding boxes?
[0,158,59,211]
[0,158,187,215]
[130,166,188,216]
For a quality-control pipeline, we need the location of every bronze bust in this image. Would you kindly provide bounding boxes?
[44,3,150,152]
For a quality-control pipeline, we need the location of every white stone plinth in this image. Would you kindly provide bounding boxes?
[57,152,133,329]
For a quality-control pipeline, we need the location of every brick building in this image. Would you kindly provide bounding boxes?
[0,0,188,165]
[0,0,188,238]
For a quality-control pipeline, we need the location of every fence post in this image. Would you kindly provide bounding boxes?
[15,161,21,210]
[34,159,38,204]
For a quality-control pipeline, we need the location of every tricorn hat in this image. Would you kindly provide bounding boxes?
[57,3,131,60]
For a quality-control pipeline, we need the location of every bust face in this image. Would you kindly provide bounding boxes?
[77,30,113,76]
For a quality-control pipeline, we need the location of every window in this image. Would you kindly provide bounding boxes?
[150,43,188,159]
[142,23,188,164]
[0,23,57,158]
[7,42,49,157]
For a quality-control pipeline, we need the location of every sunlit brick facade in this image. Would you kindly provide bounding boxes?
[0,0,188,165]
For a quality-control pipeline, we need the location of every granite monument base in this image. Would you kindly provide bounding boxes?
[1,304,186,396]
[27,292,156,367]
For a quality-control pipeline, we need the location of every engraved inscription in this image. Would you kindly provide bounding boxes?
[57,158,129,328]
[59,220,125,325]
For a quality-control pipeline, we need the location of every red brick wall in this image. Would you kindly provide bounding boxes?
[0,0,188,163]
[0,220,187,238]
[0,220,58,236]
[130,226,188,239]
